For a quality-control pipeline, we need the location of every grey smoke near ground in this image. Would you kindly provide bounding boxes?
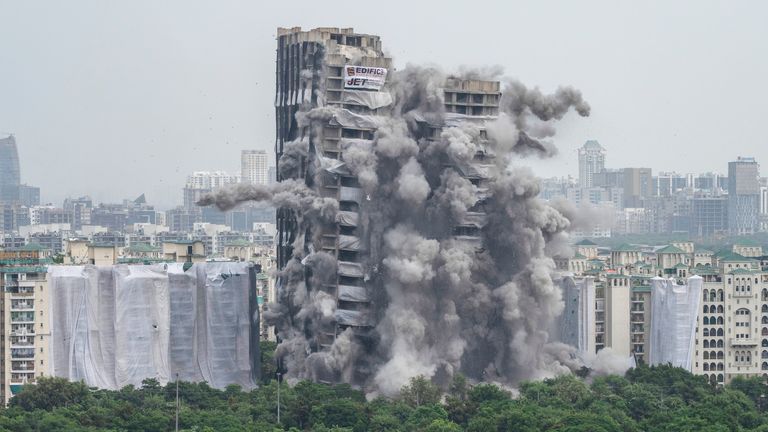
[199,63,594,396]
[550,197,616,232]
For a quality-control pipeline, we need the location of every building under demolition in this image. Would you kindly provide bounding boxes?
[202,26,593,394]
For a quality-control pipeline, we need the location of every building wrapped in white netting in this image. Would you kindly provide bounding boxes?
[47,262,260,390]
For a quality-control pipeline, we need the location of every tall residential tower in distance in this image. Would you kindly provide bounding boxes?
[241,150,269,185]
[578,139,605,188]
[728,156,760,235]
[0,134,21,204]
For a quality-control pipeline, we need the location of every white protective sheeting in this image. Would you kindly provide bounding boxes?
[338,261,365,278]
[556,276,596,356]
[339,186,364,203]
[338,235,362,251]
[336,211,359,227]
[338,285,369,303]
[50,263,257,390]
[342,90,393,109]
[330,109,382,130]
[49,266,117,389]
[114,265,171,388]
[648,276,702,370]
[335,309,370,327]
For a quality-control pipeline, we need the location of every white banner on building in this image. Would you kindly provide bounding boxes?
[344,65,387,90]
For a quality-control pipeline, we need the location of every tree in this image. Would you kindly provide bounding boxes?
[423,419,462,432]
[404,405,448,432]
[400,376,441,407]
[260,340,278,384]
[10,377,90,411]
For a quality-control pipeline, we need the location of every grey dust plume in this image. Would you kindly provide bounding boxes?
[199,66,593,395]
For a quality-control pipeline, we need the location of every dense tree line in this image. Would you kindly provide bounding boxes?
[2,360,768,431]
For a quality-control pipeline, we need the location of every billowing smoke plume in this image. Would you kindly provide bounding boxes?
[199,64,593,395]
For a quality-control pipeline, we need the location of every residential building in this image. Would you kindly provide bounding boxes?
[691,195,728,238]
[63,196,93,231]
[241,150,269,185]
[578,140,605,188]
[0,244,52,404]
[162,240,205,263]
[17,185,39,208]
[623,167,653,208]
[728,157,760,235]
[604,275,632,357]
[183,171,238,210]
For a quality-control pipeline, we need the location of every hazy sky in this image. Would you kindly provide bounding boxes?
[1,1,767,209]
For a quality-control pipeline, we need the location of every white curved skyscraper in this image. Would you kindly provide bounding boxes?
[0,134,21,204]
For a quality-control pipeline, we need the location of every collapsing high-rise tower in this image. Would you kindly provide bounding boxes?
[202,26,590,394]
[274,27,502,381]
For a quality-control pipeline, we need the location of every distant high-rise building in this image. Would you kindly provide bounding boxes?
[268,166,277,185]
[654,172,688,197]
[0,134,21,204]
[183,171,238,210]
[728,157,760,235]
[63,196,93,231]
[241,150,269,185]
[694,172,727,194]
[17,184,40,207]
[622,167,652,208]
[578,140,605,188]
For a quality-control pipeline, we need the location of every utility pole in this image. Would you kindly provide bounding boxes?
[277,372,282,425]
[175,373,180,432]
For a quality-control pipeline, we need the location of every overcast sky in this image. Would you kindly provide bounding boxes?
[1,1,767,209]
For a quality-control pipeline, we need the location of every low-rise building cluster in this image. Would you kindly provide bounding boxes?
[557,238,768,385]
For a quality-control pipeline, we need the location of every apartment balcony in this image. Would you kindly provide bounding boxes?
[11,362,35,374]
[11,313,35,324]
[11,348,35,360]
[10,328,35,337]
[10,342,34,349]
[10,301,34,311]
[10,289,35,299]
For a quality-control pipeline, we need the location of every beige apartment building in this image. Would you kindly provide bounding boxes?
[0,245,51,404]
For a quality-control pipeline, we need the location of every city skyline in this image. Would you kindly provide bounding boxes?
[2,1,768,207]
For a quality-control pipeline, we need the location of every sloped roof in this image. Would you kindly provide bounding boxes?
[613,243,640,252]
[733,238,761,247]
[575,239,598,246]
[656,244,686,254]
[719,252,751,262]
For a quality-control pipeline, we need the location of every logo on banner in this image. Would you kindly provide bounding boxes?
[344,65,387,91]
